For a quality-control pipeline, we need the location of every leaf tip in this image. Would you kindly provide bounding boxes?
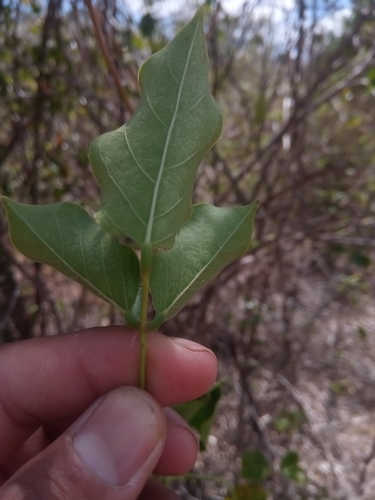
[1,195,10,206]
[249,199,260,216]
[1,196,16,217]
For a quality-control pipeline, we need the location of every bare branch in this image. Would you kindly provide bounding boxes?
[84,0,134,116]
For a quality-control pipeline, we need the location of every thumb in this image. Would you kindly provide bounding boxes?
[0,387,167,500]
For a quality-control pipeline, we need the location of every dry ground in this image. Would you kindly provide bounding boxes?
[168,281,375,500]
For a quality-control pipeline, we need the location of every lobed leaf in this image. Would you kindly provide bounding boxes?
[173,382,221,451]
[150,202,258,321]
[2,198,140,312]
[90,7,223,250]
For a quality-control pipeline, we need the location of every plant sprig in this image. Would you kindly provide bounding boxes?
[2,7,257,390]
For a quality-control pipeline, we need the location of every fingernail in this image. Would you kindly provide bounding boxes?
[169,337,215,356]
[164,407,200,447]
[73,388,164,486]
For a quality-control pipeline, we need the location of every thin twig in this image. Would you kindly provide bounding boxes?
[84,0,133,115]
[277,374,352,496]
[0,285,19,333]
[240,375,274,460]
[231,338,275,460]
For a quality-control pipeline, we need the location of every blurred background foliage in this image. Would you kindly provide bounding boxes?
[1,0,375,498]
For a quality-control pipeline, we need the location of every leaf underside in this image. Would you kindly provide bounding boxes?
[150,202,258,320]
[90,7,223,250]
[2,198,140,312]
[2,8,257,326]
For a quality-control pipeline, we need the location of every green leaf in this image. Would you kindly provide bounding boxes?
[2,198,140,312]
[226,484,268,500]
[139,13,156,38]
[150,202,257,320]
[90,7,222,250]
[173,382,221,451]
[242,450,270,482]
[273,410,306,434]
[280,451,307,485]
[350,250,371,268]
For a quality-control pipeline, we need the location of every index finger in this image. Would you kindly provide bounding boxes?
[0,327,217,466]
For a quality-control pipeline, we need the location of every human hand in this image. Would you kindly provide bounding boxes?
[0,327,217,499]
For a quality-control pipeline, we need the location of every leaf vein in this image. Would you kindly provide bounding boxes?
[98,144,147,227]
[120,252,129,310]
[164,211,250,315]
[167,53,179,84]
[178,93,206,116]
[152,229,177,246]
[145,89,169,128]
[101,239,114,301]
[76,219,88,280]
[15,213,126,312]
[164,125,218,171]
[123,128,156,184]
[54,214,65,259]
[154,192,188,220]
[145,20,200,245]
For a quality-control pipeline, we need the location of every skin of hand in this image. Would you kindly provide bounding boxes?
[0,327,217,499]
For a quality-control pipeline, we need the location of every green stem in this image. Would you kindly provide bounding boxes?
[139,245,151,390]
[139,270,149,390]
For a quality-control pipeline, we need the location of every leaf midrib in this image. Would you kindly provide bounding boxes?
[12,207,127,312]
[144,20,200,246]
[161,209,252,316]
